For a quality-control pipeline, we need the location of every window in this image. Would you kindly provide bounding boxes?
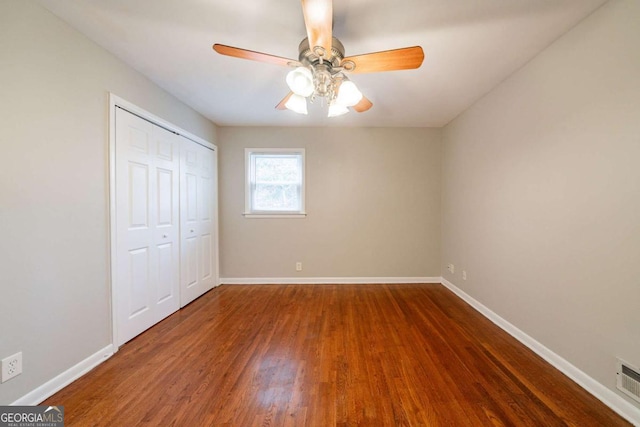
[245,148,306,217]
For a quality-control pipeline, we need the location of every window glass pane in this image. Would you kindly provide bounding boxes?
[253,183,300,211]
[254,156,300,183]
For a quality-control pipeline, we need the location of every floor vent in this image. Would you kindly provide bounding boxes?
[617,358,640,403]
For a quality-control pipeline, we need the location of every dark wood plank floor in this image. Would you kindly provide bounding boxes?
[45,284,630,426]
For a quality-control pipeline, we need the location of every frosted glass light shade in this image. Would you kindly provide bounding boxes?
[328,102,349,117]
[335,81,363,107]
[286,67,314,97]
[285,94,308,115]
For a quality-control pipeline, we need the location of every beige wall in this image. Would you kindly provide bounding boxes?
[0,2,216,404]
[442,0,640,409]
[218,127,441,279]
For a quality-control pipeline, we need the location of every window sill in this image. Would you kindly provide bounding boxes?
[243,212,307,219]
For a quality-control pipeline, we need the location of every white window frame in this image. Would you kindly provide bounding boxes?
[244,148,306,218]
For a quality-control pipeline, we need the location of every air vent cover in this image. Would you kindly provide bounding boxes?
[617,358,640,403]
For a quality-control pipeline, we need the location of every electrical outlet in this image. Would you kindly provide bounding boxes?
[2,352,22,383]
[447,263,455,274]
[296,262,302,272]
[462,270,467,280]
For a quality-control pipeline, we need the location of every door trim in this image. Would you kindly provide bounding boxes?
[108,93,219,351]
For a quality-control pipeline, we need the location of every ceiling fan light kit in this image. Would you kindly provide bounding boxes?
[283,37,364,116]
[213,0,424,118]
[335,80,363,107]
[284,93,309,115]
[327,102,349,118]
[286,66,315,97]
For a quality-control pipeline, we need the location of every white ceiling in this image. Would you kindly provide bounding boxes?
[37,0,606,128]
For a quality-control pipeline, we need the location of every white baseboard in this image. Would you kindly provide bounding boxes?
[220,277,441,285]
[440,278,640,426]
[12,344,114,406]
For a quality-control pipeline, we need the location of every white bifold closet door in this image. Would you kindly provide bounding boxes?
[180,141,216,307]
[114,107,216,346]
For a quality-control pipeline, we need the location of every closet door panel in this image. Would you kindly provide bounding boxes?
[115,108,180,346]
[180,139,216,307]
[201,233,213,282]
[199,155,214,285]
[157,242,175,303]
[151,124,181,322]
[115,110,156,345]
[127,247,151,318]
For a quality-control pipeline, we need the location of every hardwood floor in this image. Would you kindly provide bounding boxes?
[45,284,630,426]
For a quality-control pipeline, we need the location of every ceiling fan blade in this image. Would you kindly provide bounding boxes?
[301,0,333,56]
[353,95,373,113]
[213,44,296,67]
[343,46,424,74]
[275,92,294,110]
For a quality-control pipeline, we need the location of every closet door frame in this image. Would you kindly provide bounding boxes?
[108,93,219,351]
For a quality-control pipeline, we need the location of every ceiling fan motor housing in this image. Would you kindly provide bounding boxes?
[298,37,346,70]
[297,37,355,101]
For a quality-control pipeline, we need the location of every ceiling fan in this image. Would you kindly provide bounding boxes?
[212,0,424,117]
